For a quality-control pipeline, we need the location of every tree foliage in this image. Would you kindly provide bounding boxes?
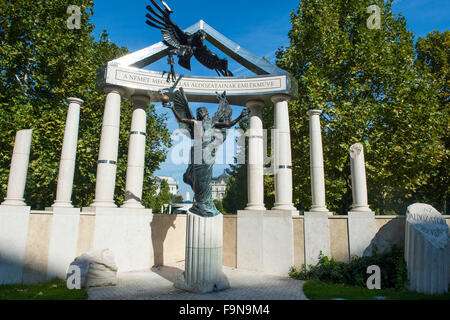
[276,0,447,214]
[153,179,171,213]
[414,31,449,214]
[0,0,171,209]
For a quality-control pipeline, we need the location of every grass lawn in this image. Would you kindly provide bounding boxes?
[0,279,87,300]
[303,280,450,300]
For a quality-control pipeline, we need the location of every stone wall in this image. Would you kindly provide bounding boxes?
[2,210,449,284]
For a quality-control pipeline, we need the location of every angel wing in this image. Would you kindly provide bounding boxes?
[145,0,193,70]
[173,88,195,138]
[194,44,234,77]
[212,91,233,137]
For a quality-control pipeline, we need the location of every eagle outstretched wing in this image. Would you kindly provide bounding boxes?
[146,0,193,69]
[172,88,195,138]
[194,45,234,77]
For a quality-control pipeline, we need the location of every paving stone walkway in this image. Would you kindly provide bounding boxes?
[88,262,308,300]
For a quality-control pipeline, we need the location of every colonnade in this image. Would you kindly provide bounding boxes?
[1,86,372,214]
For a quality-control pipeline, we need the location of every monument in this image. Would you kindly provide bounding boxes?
[160,88,247,292]
[0,0,299,286]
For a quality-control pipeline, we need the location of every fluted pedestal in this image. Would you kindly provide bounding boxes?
[405,203,449,294]
[175,212,229,293]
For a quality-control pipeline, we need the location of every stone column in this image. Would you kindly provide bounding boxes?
[349,143,371,212]
[245,100,266,211]
[121,95,149,209]
[52,98,83,208]
[2,129,33,206]
[271,95,295,211]
[307,110,329,213]
[90,86,124,208]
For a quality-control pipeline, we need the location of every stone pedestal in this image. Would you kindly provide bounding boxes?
[307,110,330,214]
[347,211,376,259]
[90,86,124,208]
[271,95,295,211]
[405,203,449,294]
[46,208,81,280]
[175,212,229,293]
[245,100,266,211]
[52,98,83,208]
[237,210,294,275]
[0,205,31,284]
[122,95,149,209]
[2,130,33,206]
[82,207,153,272]
[304,211,330,267]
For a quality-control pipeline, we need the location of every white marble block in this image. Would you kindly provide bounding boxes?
[237,210,294,275]
[175,212,229,293]
[46,208,81,280]
[303,211,330,267]
[0,206,31,284]
[405,203,449,295]
[84,207,153,272]
[68,249,117,288]
[347,211,377,258]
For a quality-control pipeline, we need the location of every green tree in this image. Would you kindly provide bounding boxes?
[153,179,171,213]
[414,31,449,214]
[171,193,184,204]
[276,0,446,214]
[0,0,171,209]
[213,199,226,214]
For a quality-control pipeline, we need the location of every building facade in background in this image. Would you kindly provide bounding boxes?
[155,176,179,196]
[211,172,229,201]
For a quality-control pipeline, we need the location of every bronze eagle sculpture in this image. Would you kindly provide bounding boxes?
[145,0,234,82]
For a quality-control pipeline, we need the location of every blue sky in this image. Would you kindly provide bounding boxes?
[89,0,449,199]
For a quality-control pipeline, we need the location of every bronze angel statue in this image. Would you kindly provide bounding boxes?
[146,0,234,82]
[161,88,248,217]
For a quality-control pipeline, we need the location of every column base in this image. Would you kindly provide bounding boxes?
[349,206,372,213]
[309,206,333,215]
[245,204,266,211]
[1,199,26,206]
[120,200,144,209]
[89,201,117,208]
[272,203,297,211]
[50,201,74,209]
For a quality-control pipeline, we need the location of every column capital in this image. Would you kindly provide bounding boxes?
[131,94,151,106]
[67,97,84,106]
[349,143,364,159]
[307,109,323,117]
[271,94,291,104]
[245,99,265,110]
[103,85,126,96]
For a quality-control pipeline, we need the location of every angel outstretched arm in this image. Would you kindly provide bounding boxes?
[214,108,249,129]
[163,102,195,126]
